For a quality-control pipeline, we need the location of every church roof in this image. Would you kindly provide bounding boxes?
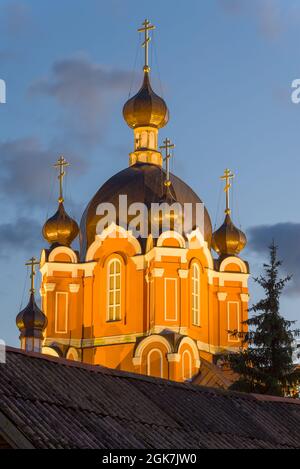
[1,348,300,449]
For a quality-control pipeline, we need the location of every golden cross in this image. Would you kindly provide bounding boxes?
[54,156,69,203]
[25,257,40,294]
[138,19,155,72]
[160,138,175,186]
[220,168,234,215]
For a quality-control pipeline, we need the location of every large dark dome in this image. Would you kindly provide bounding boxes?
[80,163,212,257]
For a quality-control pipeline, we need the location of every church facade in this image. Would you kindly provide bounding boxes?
[17,20,249,383]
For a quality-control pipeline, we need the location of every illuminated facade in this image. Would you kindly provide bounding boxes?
[17,20,249,383]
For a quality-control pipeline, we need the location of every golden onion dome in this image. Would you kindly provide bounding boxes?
[42,202,79,247]
[123,71,169,129]
[212,214,247,257]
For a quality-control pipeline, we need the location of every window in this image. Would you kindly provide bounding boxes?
[182,350,192,380]
[191,263,200,326]
[107,258,122,321]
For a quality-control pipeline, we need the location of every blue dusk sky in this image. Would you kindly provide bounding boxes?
[0,0,299,346]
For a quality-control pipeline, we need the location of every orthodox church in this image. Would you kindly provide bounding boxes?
[16,21,249,384]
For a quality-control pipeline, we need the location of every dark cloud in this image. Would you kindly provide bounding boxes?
[248,223,300,296]
[29,56,131,148]
[0,217,42,258]
[0,137,86,208]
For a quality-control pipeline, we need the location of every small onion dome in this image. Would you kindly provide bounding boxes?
[43,202,79,246]
[16,293,48,339]
[123,71,169,129]
[212,214,247,257]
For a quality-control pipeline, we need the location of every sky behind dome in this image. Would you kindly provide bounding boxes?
[0,0,299,346]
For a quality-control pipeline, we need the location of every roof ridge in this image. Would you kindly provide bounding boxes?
[5,347,300,405]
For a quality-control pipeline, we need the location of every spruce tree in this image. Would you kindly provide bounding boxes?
[227,241,300,397]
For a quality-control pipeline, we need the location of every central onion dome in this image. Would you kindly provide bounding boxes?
[80,163,212,257]
[123,71,169,129]
[43,202,79,247]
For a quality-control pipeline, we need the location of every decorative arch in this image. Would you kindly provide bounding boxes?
[157,231,186,248]
[86,223,141,261]
[66,347,80,362]
[187,228,214,269]
[219,256,248,274]
[177,337,200,363]
[182,350,192,380]
[42,346,61,358]
[48,246,78,264]
[133,334,172,366]
[147,348,164,378]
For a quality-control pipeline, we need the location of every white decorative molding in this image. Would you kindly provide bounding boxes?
[240,293,250,302]
[152,268,164,278]
[167,353,181,363]
[219,256,248,274]
[145,247,188,263]
[40,262,97,279]
[207,269,249,288]
[195,359,201,369]
[133,357,141,366]
[48,246,77,264]
[44,283,56,292]
[69,284,80,293]
[157,231,186,248]
[178,269,189,279]
[217,292,228,301]
[86,223,142,261]
[131,255,145,271]
[178,337,200,362]
[187,227,214,270]
[151,325,188,335]
[197,340,240,355]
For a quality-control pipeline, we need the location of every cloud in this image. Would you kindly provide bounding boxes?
[218,0,295,40]
[248,222,300,296]
[0,1,32,35]
[29,56,131,148]
[0,217,42,258]
[0,137,86,209]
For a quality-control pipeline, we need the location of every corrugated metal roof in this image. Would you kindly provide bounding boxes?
[0,348,299,449]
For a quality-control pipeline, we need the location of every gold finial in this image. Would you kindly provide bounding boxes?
[54,156,69,204]
[220,168,234,215]
[25,257,40,294]
[138,19,156,72]
[160,138,175,186]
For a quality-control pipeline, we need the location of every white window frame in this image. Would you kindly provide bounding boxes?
[107,258,122,322]
[191,263,200,326]
[147,348,163,378]
[182,350,192,380]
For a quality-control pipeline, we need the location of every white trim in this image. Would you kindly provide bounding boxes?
[227,301,240,343]
[197,340,240,355]
[131,255,145,270]
[217,292,228,301]
[167,353,181,363]
[178,337,200,362]
[182,350,192,380]
[191,263,200,326]
[40,262,97,278]
[151,325,188,335]
[66,347,80,362]
[55,292,68,334]
[107,258,122,322]
[145,247,188,263]
[157,231,186,248]
[86,223,141,261]
[220,256,248,274]
[48,246,77,264]
[147,348,163,378]
[133,335,172,366]
[207,269,249,288]
[42,346,60,357]
[187,227,214,270]
[164,278,178,322]
[178,269,189,279]
[69,284,80,293]
[44,283,56,292]
[152,268,164,278]
[240,293,250,302]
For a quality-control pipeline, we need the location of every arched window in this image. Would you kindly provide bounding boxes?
[191,263,200,326]
[107,258,122,321]
[147,349,163,378]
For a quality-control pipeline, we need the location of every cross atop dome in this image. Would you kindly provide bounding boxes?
[138,19,156,73]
